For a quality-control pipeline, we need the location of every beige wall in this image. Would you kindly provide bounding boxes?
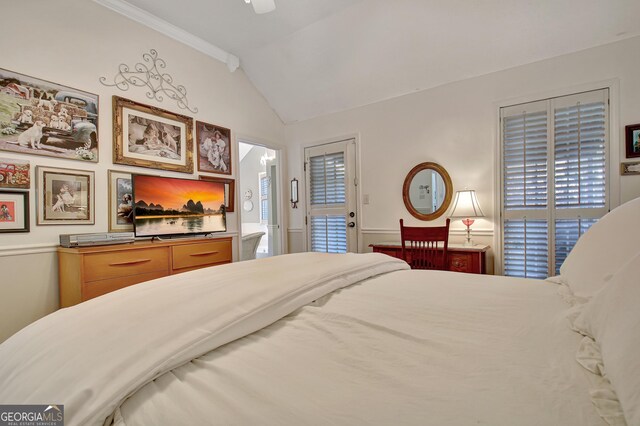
[285,36,640,258]
[0,0,284,342]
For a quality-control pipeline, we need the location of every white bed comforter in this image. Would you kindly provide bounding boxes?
[117,268,606,426]
[0,252,408,426]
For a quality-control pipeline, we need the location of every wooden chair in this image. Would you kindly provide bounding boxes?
[399,218,450,270]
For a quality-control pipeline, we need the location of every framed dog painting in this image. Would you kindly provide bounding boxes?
[0,68,99,162]
[36,166,94,225]
[108,170,134,232]
[196,121,231,175]
[113,96,193,173]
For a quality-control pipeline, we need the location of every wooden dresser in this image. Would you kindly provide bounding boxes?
[58,237,232,307]
[369,243,489,274]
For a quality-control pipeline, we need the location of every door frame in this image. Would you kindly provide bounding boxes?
[236,134,287,256]
[300,134,361,252]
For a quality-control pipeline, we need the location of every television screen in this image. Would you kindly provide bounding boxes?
[132,174,227,238]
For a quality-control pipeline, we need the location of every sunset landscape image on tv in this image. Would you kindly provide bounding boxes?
[132,174,226,237]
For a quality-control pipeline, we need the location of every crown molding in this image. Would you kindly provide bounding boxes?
[93,0,240,72]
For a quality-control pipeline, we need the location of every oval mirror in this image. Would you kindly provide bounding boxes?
[402,162,453,221]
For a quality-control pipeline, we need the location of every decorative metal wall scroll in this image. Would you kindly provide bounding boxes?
[100,49,198,113]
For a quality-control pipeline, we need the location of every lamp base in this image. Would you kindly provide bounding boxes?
[462,218,475,247]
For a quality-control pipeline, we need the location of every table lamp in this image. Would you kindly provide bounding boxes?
[450,190,484,247]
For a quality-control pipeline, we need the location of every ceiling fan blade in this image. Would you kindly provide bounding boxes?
[251,0,276,14]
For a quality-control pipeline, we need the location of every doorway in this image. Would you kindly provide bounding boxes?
[304,139,358,253]
[239,141,282,260]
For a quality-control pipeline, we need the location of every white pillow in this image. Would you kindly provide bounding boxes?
[573,251,640,426]
[560,196,640,298]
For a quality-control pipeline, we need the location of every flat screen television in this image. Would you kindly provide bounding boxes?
[132,174,227,238]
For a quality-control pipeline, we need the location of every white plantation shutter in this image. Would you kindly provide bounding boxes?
[503,109,548,210]
[554,101,607,209]
[310,153,345,205]
[503,220,548,279]
[500,89,609,278]
[308,151,347,253]
[554,218,597,274]
[310,215,347,253]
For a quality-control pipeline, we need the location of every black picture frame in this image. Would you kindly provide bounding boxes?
[625,123,640,158]
[0,190,29,233]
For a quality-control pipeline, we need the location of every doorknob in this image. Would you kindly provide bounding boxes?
[349,212,355,218]
[348,222,356,228]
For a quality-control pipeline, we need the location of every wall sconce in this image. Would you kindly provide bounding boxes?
[290,178,299,208]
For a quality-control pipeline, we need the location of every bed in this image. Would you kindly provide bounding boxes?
[0,197,638,426]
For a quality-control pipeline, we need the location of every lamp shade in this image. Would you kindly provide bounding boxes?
[449,190,484,218]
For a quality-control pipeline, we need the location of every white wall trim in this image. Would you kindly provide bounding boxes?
[93,0,240,72]
[236,136,288,255]
[0,243,57,258]
[287,228,303,233]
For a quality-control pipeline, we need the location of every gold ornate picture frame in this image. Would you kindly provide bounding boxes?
[113,96,193,173]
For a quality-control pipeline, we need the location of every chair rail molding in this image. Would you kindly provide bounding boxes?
[0,243,58,258]
[361,227,493,236]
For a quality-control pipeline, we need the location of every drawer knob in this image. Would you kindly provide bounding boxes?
[109,259,152,267]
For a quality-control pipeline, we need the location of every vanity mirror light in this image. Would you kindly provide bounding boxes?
[402,162,453,221]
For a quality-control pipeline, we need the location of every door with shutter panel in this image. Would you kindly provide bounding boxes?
[304,139,358,253]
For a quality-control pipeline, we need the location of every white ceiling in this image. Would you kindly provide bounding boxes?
[103,0,640,124]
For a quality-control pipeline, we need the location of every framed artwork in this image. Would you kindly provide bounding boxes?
[113,96,193,173]
[196,121,231,175]
[36,166,94,225]
[0,190,29,233]
[108,170,134,232]
[625,123,640,158]
[0,158,30,189]
[0,67,99,162]
[621,162,640,176]
[199,175,235,212]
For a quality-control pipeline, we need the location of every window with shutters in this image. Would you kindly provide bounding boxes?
[500,89,609,278]
[259,173,268,223]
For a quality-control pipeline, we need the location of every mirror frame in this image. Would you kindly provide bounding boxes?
[402,162,453,221]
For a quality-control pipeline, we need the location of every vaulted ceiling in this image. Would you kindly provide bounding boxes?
[97,0,640,123]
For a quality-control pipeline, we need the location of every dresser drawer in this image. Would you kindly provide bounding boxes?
[83,271,168,301]
[83,247,169,282]
[448,253,472,272]
[172,240,231,271]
